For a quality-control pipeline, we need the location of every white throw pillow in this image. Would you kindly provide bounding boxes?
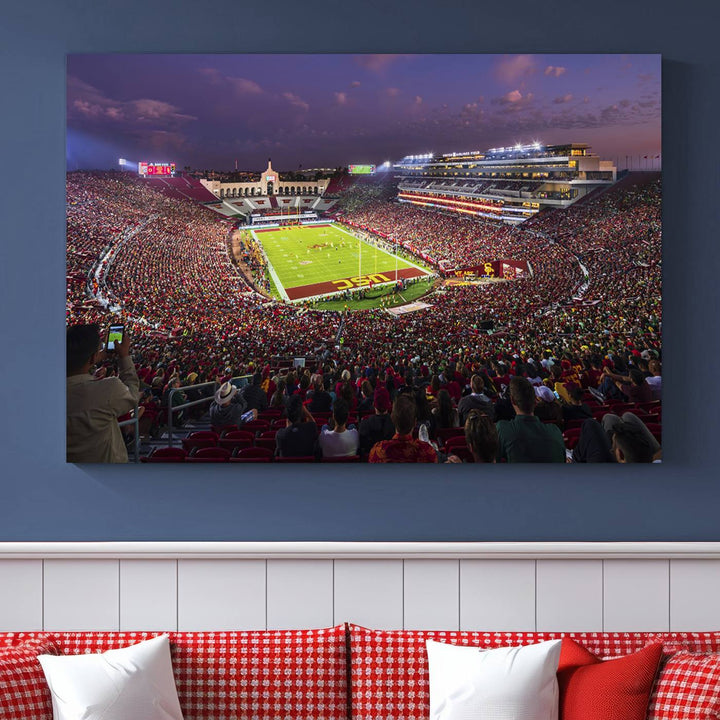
[426,638,562,720]
[38,634,184,720]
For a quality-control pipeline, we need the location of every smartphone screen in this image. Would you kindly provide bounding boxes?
[106,325,124,352]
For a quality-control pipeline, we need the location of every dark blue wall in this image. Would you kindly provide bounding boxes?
[1,0,717,541]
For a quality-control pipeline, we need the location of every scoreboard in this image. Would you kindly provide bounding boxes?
[348,164,375,175]
[138,162,176,176]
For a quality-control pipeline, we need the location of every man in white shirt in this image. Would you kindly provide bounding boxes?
[319,398,359,458]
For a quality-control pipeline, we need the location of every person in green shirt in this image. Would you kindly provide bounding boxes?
[496,376,566,463]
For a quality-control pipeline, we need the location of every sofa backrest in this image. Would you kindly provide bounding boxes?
[347,625,720,720]
[1,626,349,720]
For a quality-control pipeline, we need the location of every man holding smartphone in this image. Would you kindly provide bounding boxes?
[66,323,140,463]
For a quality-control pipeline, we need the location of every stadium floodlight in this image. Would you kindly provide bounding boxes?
[119,158,126,166]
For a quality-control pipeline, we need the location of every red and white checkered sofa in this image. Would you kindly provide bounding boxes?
[2,624,720,719]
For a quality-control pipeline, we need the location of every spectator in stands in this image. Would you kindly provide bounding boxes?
[275,395,318,458]
[533,385,563,426]
[358,387,395,457]
[457,375,495,425]
[66,323,140,463]
[242,373,268,413]
[319,398,359,458]
[269,379,287,410]
[496,377,565,463]
[369,395,437,463]
[570,419,615,463]
[562,385,594,426]
[646,359,662,400]
[611,418,659,463]
[432,389,460,428]
[356,380,375,415]
[209,382,257,429]
[603,411,660,458]
[462,409,499,463]
[307,376,333,414]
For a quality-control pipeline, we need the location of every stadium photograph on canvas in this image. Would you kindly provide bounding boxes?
[66,54,661,464]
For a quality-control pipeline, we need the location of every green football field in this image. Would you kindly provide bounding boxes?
[251,223,430,301]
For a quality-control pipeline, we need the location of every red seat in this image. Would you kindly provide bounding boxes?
[254,437,277,452]
[321,455,360,462]
[271,418,288,430]
[185,446,230,463]
[217,430,255,452]
[230,446,273,463]
[444,435,468,451]
[142,447,187,463]
[636,401,662,413]
[564,418,586,431]
[436,427,464,447]
[644,422,662,443]
[242,420,270,435]
[212,424,238,437]
[182,431,219,453]
[562,428,582,450]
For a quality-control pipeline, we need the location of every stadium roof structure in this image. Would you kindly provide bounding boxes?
[395,143,616,224]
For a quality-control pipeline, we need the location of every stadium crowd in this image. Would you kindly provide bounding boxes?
[66,170,661,462]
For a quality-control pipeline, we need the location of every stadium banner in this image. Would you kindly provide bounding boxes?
[451,260,530,279]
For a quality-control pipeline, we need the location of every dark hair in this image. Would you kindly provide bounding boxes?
[67,323,101,374]
[612,421,656,463]
[391,394,416,435]
[569,385,584,403]
[436,389,455,429]
[286,394,304,423]
[464,410,498,463]
[470,374,484,394]
[413,388,432,423]
[628,368,646,387]
[509,376,536,414]
[270,379,286,407]
[332,397,349,427]
[361,380,373,398]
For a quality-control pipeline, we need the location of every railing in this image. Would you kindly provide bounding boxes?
[117,407,140,463]
[166,375,252,448]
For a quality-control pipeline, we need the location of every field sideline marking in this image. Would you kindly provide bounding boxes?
[333,223,432,276]
[250,229,290,302]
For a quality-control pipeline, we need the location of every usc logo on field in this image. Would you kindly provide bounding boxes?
[331,273,391,290]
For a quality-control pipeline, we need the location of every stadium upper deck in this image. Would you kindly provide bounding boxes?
[395,143,616,224]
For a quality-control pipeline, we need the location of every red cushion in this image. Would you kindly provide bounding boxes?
[348,625,652,720]
[647,652,720,720]
[558,638,663,720]
[5,627,348,720]
[0,635,59,720]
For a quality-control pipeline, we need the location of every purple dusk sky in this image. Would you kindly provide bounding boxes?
[67,53,661,171]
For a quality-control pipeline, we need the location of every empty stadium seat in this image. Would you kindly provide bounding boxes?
[186,447,230,463]
[182,431,219,453]
[142,447,187,463]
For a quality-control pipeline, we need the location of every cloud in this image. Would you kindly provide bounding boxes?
[353,54,414,72]
[350,80,361,88]
[553,93,573,104]
[495,55,536,84]
[499,89,524,104]
[334,91,348,105]
[68,76,196,126]
[414,95,423,105]
[282,92,309,112]
[544,65,567,77]
[227,77,263,95]
[385,87,400,97]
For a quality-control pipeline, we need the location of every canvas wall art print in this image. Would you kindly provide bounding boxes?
[65,54,661,464]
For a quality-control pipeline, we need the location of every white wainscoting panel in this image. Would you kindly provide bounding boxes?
[460,560,536,631]
[403,560,459,630]
[2,544,720,634]
[0,560,43,631]
[266,559,333,629]
[177,559,265,631]
[670,559,720,630]
[536,560,603,631]
[120,560,177,631]
[334,559,403,629]
[43,559,120,631]
[603,560,669,631]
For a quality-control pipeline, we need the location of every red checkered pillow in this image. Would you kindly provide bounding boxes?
[348,625,650,720]
[647,652,720,720]
[0,635,59,720]
[46,627,348,720]
[648,633,720,654]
